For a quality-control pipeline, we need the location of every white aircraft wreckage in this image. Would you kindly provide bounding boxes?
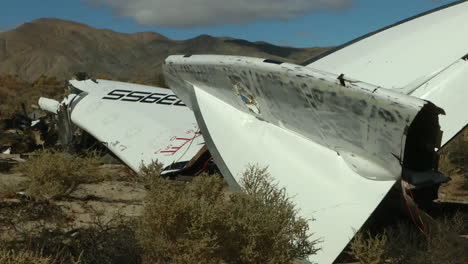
[162,1,468,263]
[36,1,468,263]
[39,78,208,175]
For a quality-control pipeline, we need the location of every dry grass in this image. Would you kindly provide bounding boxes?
[67,213,142,264]
[0,213,136,264]
[137,163,318,264]
[0,182,19,199]
[0,201,139,264]
[348,231,387,264]
[439,127,468,191]
[348,212,468,264]
[0,200,68,227]
[138,160,164,187]
[0,247,52,264]
[0,201,78,264]
[13,150,101,200]
[21,213,142,264]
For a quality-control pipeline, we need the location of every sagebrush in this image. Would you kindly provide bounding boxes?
[13,150,100,200]
[137,164,319,263]
[349,212,468,264]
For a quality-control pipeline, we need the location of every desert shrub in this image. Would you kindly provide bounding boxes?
[0,200,69,229]
[66,213,142,264]
[2,208,139,264]
[22,214,141,264]
[230,166,317,263]
[138,160,163,187]
[13,150,100,200]
[349,212,467,264]
[137,164,318,263]
[348,231,388,264]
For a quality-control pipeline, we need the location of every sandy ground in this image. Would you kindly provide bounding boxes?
[0,164,145,228]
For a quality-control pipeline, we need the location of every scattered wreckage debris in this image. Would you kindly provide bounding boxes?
[0,154,25,172]
[19,2,467,263]
[0,73,214,176]
[38,75,213,176]
[0,107,55,154]
[163,2,468,263]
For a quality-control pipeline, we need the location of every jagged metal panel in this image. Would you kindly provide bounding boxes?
[162,55,434,263]
[164,55,427,181]
[305,0,468,90]
[68,79,205,172]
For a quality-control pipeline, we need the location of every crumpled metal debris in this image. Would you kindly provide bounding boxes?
[0,153,25,172]
[0,102,60,154]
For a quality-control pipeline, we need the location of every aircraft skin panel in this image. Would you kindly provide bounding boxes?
[191,85,396,264]
[409,59,468,146]
[164,55,430,181]
[68,79,204,172]
[305,0,468,90]
[162,54,442,263]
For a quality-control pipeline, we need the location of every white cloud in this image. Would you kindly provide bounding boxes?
[86,0,354,27]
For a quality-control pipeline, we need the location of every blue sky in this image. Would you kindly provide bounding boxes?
[0,0,459,48]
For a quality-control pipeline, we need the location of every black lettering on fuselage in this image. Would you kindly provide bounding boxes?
[102,89,186,107]
[140,93,166,103]
[102,89,132,100]
[157,95,178,105]
[174,100,186,106]
[121,91,151,102]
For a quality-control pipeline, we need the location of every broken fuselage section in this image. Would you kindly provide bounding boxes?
[165,54,448,187]
[163,54,454,264]
[39,78,210,175]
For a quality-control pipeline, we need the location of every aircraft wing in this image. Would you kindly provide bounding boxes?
[44,79,205,173]
[163,55,444,263]
[304,0,468,145]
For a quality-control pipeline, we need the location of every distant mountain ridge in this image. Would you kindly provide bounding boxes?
[0,18,330,83]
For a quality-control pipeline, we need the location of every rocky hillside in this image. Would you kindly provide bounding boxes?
[0,18,329,83]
